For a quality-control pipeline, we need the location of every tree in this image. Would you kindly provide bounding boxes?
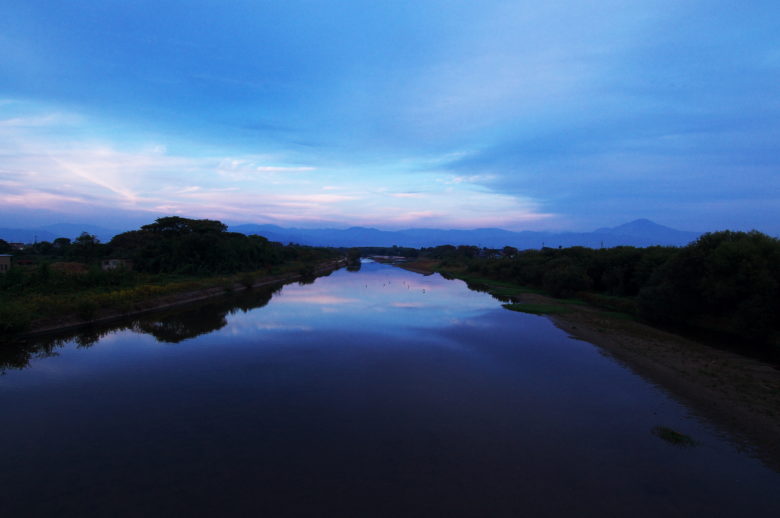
[638,230,780,342]
[141,216,227,235]
[31,241,53,255]
[71,232,101,262]
[52,237,71,255]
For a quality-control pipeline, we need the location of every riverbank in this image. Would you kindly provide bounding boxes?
[10,259,345,341]
[399,259,780,471]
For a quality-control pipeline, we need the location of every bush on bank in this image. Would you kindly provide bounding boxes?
[421,230,780,346]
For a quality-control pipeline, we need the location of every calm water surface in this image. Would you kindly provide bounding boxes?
[1,261,779,517]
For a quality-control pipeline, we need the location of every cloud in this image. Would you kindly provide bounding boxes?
[5,2,778,233]
[0,112,82,128]
[0,102,557,229]
[276,294,358,305]
[255,166,315,173]
[387,192,424,199]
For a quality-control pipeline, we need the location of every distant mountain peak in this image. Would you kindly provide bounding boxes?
[223,219,701,248]
[615,218,665,229]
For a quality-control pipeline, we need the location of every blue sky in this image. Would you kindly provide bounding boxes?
[1,0,778,233]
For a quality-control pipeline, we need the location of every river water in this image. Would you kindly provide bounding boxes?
[1,261,778,517]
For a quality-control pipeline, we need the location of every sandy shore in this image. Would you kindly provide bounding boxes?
[531,292,780,471]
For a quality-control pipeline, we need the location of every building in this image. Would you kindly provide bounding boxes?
[101,258,133,271]
[0,254,11,274]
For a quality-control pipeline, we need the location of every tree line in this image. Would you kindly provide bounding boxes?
[421,231,780,346]
[2,216,338,276]
[0,216,339,312]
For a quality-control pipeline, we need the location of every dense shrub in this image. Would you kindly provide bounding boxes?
[638,231,780,341]
[420,230,780,346]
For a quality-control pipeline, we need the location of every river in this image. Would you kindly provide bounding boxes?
[1,261,778,516]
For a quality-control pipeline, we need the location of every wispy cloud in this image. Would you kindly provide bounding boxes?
[0,103,555,228]
[387,192,424,199]
[255,166,315,173]
[3,1,777,232]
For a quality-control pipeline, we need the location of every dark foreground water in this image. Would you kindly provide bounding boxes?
[1,262,779,517]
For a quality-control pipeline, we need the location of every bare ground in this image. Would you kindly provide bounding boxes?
[527,292,780,471]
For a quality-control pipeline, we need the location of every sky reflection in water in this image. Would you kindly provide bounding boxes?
[1,262,779,517]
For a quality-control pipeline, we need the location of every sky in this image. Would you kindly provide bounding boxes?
[1,0,778,233]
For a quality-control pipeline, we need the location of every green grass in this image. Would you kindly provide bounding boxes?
[652,426,696,447]
[436,270,544,297]
[0,260,335,337]
[579,292,638,314]
[486,285,541,297]
[502,303,572,315]
[599,310,637,321]
[555,297,588,305]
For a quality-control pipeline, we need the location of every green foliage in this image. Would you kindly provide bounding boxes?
[239,273,255,288]
[141,216,227,235]
[70,232,102,262]
[346,247,362,263]
[638,231,780,341]
[108,217,337,275]
[0,302,32,334]
[422,229,780,347]
[77,300,98,320]
[353,245,419,258]
[502,303,571,315]
[542,259,592,298]
[0,217,341,337]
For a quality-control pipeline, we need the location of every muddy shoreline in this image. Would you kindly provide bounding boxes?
[400,262,780,471]
[542,293,780,471]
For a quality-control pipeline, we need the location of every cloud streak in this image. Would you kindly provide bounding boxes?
[0,105,554,228]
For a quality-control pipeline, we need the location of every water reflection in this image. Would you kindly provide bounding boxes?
[129,286,277,343]
[1,284,284,373]
[1,262,779,517]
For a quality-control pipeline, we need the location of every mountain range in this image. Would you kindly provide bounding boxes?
[228,219,702,249]
[0,223,121,245]
[0,219,702,249]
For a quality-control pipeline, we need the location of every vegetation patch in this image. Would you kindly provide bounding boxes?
[0,217,343,338]
[555,297,588,305]
[652,426,696,447]
[486,285,541,298]
[502,303,572,315]
[418,230,780,349]
[599,310,637,321]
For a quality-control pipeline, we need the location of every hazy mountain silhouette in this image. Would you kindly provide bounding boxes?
[230,219,701,248]
[0,224,121,244]
[1,218,700,248]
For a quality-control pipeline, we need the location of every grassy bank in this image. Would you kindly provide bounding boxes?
[1,259,344,338]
